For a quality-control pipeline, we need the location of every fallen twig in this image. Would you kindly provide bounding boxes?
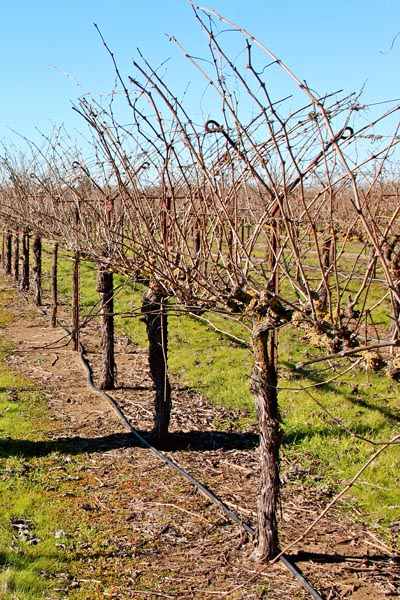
[273,433,400,563]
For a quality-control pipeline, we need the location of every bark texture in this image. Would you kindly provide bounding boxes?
[21,230,30,291]
[97,263,116,390]
[142,283,171,442]
[13,233,19,282]
[319,235,332,312]
[51,242,58,327]
[71,252,80,351]
[32,234,42,306]
[250,317,281,561]
[5,231,12,275]
[1,230,4,269]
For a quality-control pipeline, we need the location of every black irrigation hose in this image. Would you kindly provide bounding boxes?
[79,351,324,600]
[17,289,324,600]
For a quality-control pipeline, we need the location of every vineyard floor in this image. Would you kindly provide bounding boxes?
[1,277,399,599]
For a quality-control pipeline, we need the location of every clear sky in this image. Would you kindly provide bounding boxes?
[0,0,399,149]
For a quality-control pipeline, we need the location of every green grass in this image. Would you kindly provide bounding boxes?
[0,241,398,598]
[38,245,400,544]
[0,337,64,597]
[0,285,128,599]
[279,325,399,529]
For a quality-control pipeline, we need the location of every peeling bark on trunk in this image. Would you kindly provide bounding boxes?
[32,234,42,306]
[250,318,281,561]
[97,263,116,390]
[21,230,30,291]
[51,242,58,327]
[142,284,171,442]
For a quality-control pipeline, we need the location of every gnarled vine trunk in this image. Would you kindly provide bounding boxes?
[250,317,281,561]
[97,262,116,390]
[142,283,171,442]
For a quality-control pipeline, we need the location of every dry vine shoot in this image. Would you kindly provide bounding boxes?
[0,4,399,593]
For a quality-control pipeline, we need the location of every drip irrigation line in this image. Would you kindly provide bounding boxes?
[78,350,324,600]
[16,287,324,600]
[78,342,256,538]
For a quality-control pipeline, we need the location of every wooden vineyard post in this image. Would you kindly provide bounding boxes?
[1,229,4,269]
[96,185,116,389]
[319,233,333,313]
[51,242,58,327]
[97,262,116,389]
[13,232,19,283]
[71,252,80,352]
[32,234,42,306]
[21,229,30,291]
[142,282,172,442]
[5,231,12,275]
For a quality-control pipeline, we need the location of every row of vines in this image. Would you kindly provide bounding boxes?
[0,7,399,562]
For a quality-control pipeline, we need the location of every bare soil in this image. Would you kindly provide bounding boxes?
[1,277,399,599]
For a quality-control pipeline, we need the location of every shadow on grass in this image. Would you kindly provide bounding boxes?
[0,429,259,459]
[282,361,400,423]
[348,394,400,423]
[283,420,393,446]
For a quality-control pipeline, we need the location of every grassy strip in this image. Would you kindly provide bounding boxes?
[0,285,143,598]
[43,248,400,543]
[0,290,61,597]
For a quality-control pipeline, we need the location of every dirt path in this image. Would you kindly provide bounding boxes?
[1,277,399,599]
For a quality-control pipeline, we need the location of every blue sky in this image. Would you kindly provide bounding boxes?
[0,0,399,149]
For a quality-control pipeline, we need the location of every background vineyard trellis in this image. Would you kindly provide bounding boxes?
[0,5,399,564]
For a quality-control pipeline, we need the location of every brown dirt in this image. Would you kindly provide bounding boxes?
[1,276,399,599]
